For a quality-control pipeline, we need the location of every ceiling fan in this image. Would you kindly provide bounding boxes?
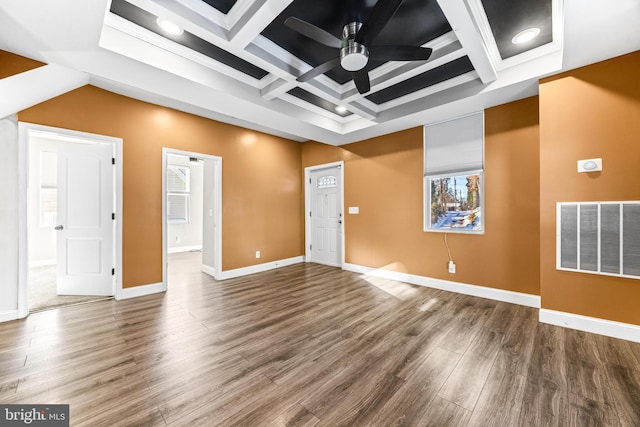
[284,0,433,94]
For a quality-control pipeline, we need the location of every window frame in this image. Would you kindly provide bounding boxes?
[424,170,484,234]
[166,165,191,223]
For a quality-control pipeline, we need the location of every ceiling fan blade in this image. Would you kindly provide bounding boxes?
[297,57,341,82]
[284,17,342,49]
[369,45,433,62]
[355,0,404,45]
[351,69,371,94]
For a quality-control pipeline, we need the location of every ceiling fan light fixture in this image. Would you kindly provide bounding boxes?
[341,44,369,71]
[157,17,183,36]
[512,27,540,44]
[340,22,368,72]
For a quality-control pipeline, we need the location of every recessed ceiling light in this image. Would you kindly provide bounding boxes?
[157,17,183,36]
[335,105,348,114]
[512,27,541,44]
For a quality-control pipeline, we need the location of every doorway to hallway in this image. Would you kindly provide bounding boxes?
[162,148,222,291]
[19,123,122,314]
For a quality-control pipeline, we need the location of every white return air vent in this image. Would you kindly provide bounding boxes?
[557,202,640,278]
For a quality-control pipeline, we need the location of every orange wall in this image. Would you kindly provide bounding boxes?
[539,51,640,325]
[17,85,303,287]
[0,51,43,79]
[6,47,640,327]
[302,96,541,296]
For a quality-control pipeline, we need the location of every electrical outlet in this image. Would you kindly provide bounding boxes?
[256,251,261,259]
[448,261,456,274]
[175,236,180,243]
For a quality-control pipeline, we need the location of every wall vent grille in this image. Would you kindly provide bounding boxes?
[557,202,640,279]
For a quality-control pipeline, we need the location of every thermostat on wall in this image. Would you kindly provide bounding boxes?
[577,158,602,173]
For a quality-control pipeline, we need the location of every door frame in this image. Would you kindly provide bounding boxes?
[17,122,123,317]
[304,161,345,267]
[162,148,222,288]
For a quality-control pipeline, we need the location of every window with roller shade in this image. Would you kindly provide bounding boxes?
[424,112,484,233]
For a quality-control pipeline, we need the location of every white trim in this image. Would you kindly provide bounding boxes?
[201,264,216,277]
[168,245,202,254]
[162,148,222,289]
[540,309,640,344]
[343,263,541,308]
[29,259,57,268]
[219,256,304,280]
[0,310,19,323]
[304,161,345,268]
[116,282,165,300]
[17,123,123,318]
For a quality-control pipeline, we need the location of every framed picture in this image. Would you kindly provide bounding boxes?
[425,171,483,233]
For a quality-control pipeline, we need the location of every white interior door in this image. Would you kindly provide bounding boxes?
[56,141,114,296]
[310,166,342,266]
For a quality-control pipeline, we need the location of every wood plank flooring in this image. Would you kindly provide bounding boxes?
[2,252,640,426]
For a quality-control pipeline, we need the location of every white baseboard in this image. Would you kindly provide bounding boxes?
[540,309,640,343]
[343,263,541,308]
[0,310,19,323]
[201,264,215,277]
[116,282,165,300]
[29,259,56,268]
[168,245,202,254]
[219,256,304,280]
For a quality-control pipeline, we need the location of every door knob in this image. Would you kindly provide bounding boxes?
[54,225,64,231]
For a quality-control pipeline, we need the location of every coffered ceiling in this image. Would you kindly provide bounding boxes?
[0,0,639,145]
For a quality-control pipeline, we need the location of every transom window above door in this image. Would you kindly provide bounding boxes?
[317,175,337,188]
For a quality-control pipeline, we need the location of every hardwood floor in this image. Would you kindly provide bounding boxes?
[1,253,640,426]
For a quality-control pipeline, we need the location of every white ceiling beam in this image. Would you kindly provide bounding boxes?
[0,64,89,118]
[229,0,293,48]
[436,0,497,84]
[261,78,297,100]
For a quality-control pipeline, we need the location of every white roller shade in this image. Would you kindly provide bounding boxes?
[424,112,484,176]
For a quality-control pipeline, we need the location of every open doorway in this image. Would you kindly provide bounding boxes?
[162,149,222,293]
[18,123,122,315]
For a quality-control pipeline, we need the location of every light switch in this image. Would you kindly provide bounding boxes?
[348,207,359,214]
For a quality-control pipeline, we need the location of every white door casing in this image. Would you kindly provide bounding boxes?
[56,141,114,295]
[307,164,343,267]
[161,148,222,288]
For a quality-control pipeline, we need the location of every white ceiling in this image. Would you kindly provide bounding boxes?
[0,0,639,145]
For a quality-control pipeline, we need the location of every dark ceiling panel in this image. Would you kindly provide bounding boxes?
[482,0,553,59]
[287,87,352,117]
[110,0,268,79]
[366,56,475,104]
[262,0,451,84]
[201,0,237,15]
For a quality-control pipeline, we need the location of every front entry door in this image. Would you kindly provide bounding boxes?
[56,141,114,296]
[310,166,342,266]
